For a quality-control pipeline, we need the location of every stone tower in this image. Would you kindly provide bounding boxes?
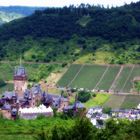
[14,65,27,95]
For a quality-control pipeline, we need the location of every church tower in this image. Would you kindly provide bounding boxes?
[14,63,27,95]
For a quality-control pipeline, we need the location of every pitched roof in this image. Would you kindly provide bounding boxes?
[2,103,11,110]
[2,91,16,99]
[31,84,42,95]
[14,65,27,77]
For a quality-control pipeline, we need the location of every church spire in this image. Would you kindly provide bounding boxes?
[20,55,22,66]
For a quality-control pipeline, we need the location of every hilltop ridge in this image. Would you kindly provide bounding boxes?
[0,2,140,64]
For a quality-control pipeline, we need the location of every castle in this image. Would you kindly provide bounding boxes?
[0,63,69,119]
[0,63,85,119]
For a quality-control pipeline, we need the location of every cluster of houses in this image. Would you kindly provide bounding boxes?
[0,64,85,119]
[86,107,110,128]
[86,106,140,128]
[112,108,140,120]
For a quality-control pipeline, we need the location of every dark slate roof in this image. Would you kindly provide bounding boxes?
[60,96,69,102]
[64,105,73,110]
[24,89,31,99]
[45,94,53,103]
[31,84,42,95]
[74,101,85,109]
[11,108,17,113]
[2,103,11,110]
[14,65,26,77]
[64,101,84,110]
[2,91,16,99]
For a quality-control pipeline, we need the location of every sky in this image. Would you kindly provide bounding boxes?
[0,0,139,7]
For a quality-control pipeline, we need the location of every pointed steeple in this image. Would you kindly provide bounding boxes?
[20,55,22,66]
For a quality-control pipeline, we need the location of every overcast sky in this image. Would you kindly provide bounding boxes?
[0,0,139,7]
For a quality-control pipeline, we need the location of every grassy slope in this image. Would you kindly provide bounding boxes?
[103,94,126,109]
[104,94,140,109]
[84,93,111,108]
[0,117,74,140]
[0,83,13,94]
[121,95,140,109]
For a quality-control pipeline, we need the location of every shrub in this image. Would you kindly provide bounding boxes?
[0,79,6,87]
[77,91,91,103]
[103,107,112,115]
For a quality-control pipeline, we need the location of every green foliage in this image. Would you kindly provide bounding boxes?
[77,90,91,103]
[134,81,140,94]
[103,107,112,115]
[84,93,111,108]
[0,116,139,140]
[0,4,140,63]
[0,79,6,87]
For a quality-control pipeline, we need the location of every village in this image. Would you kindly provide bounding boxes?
[0,63,139,128]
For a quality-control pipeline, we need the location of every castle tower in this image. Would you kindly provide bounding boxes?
[14,64,27,95]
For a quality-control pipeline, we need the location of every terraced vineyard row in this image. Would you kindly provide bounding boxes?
[103,94,140,109]
[58,64,140,93]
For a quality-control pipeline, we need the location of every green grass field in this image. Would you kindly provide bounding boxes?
[84,93,111,108]
[121,95,140,109]
[58,64,140,93]
[103,94,126,109]
[0,117,74,140]
[0,83,13,94]
[0,135,35,140]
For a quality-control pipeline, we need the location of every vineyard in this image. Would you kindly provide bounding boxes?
[58,64,140,93]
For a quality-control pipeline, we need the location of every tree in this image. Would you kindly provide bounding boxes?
[134,81,140,94]
[77,90,91,103]
[0,79,6,87]
[70,117,97,140]
[103,107,112,115]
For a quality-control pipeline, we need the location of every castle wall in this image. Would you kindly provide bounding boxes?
[14,80,27,93]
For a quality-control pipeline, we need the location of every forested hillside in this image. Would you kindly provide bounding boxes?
[0,2,140,64]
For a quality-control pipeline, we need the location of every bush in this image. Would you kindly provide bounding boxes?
[92,93,96,97]
[62,62,67,67]
[103,107,112,115]
[77,91,91,103]
[0,79,6,87]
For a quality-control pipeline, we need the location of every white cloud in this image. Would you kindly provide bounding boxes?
[0,0,139,7]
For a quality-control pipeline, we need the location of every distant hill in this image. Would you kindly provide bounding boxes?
[0,6,46,16]
[0,11,23,25]
[0,6,46,24]
[0,2,140,64]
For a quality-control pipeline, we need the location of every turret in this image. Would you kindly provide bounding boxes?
[14,65,27,95]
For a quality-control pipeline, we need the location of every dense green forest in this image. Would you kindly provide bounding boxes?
[0,2,140,64]
[0,116,139,140]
